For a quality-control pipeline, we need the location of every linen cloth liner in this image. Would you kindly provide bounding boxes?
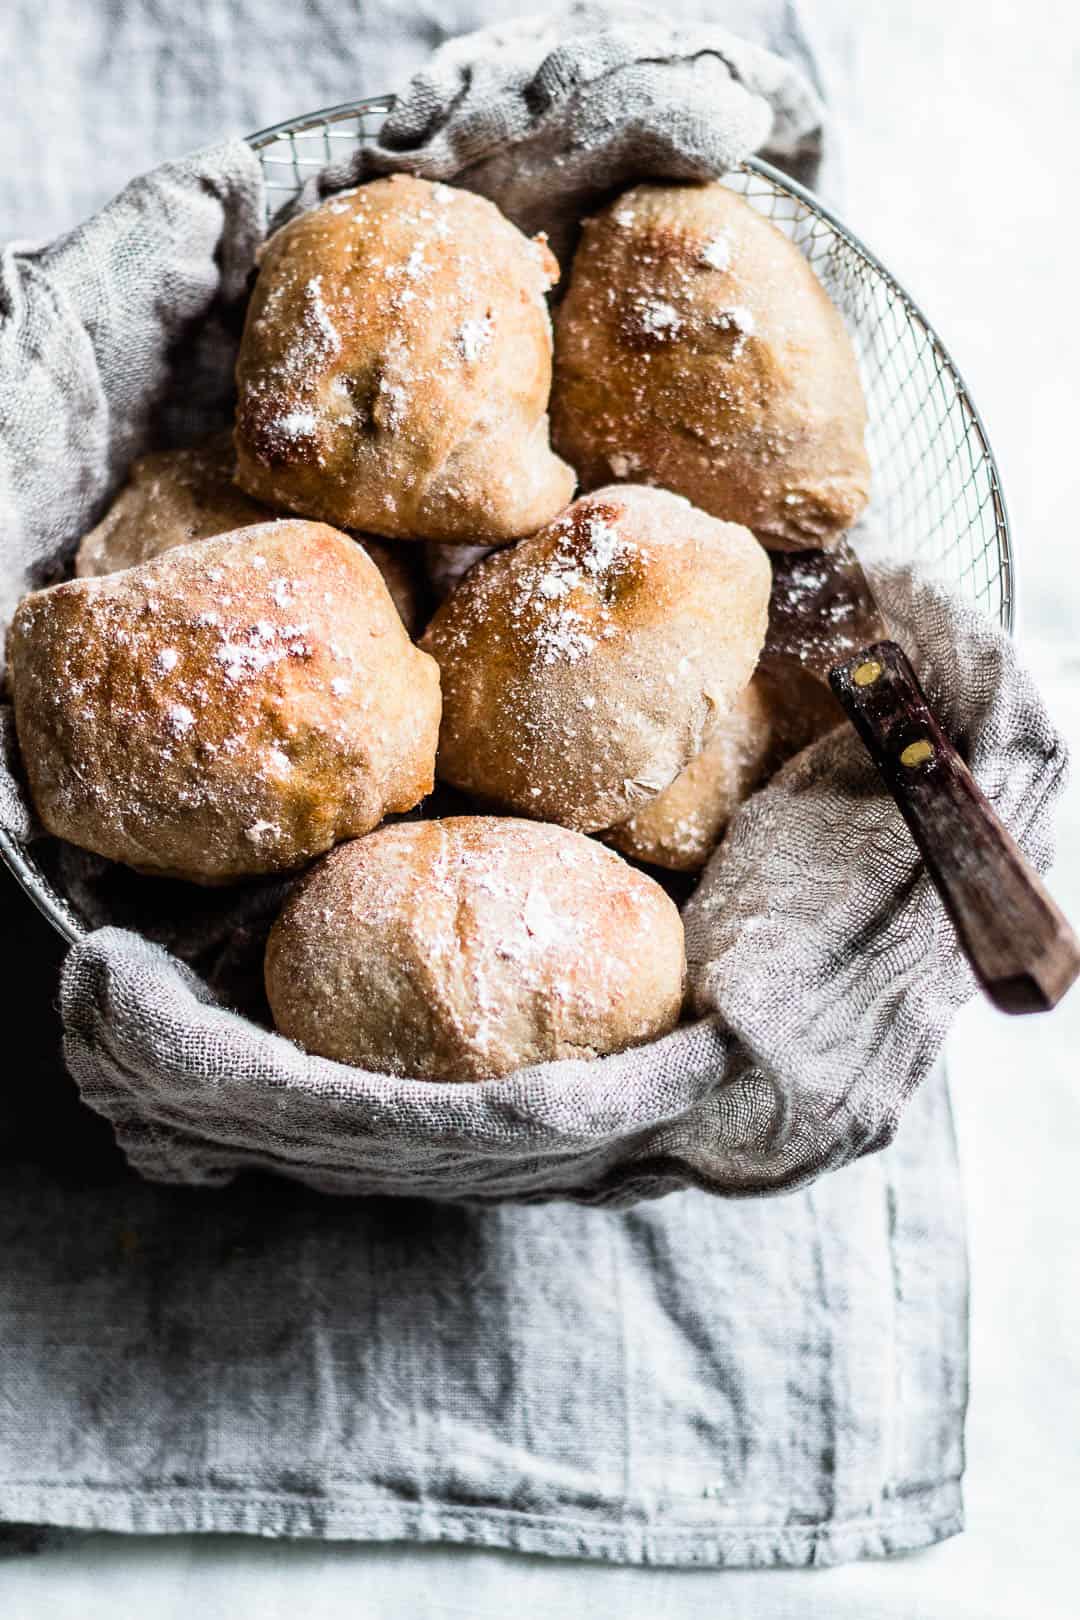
[0,1071,968,1563]
[0,0,981,1566]
[0,3,1067,1204]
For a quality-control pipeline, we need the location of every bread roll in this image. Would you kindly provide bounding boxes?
[421,485,771,833]
[551,182,870,549]
[75,437,423,634]
[75,434,271,577]
[9,520,440,883]
[235,175,575,542]
[605,664,841,871]
[264,817,686,1079]
[605,679,772,871]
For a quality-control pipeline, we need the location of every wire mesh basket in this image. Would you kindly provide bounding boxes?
[1,94,1014,946]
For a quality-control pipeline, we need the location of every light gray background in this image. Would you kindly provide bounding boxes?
[2,0,1078,1614]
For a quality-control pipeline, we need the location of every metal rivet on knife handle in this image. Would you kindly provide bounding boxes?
[899,738,934,768]
[852,658,884,687]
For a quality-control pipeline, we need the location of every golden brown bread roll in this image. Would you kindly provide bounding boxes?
[420,485,771,834]
[551,182,870,549]
[9,520,441,883]
[234,175,576,543]
[75,434,272,577]
[264,817,686,1079]
[604,679,773,871]
[75,437,424,635]
[605,664,842,871]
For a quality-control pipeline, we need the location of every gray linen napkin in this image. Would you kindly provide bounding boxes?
[0,0,1019,1567]
[0,138,263,631]
[0,1069,967,1563]
[300,1,825,260]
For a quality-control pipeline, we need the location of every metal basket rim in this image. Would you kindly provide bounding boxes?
[0,96,1015,948]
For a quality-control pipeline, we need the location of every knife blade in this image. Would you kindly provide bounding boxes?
[763,538,887,679]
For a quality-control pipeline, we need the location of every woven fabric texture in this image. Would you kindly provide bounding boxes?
[0,4,1066,1207]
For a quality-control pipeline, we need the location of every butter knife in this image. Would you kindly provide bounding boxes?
[762,541,1079,1014]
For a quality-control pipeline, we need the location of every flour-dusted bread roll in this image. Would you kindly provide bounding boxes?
[9,520,441,883]
[264,817,686,1079]
[75,434,272,577]
[75,437,425,635]
[605,679,773,871]
[420,485,771,833]
[234,175,576,543]
[605,664,841,871]
[552,183,870,550]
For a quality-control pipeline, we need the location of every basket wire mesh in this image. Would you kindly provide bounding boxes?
[1,95,1014,947]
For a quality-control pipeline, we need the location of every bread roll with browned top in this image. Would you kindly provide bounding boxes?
[76,437,424,634]
[264,817,686,1079]
[551,182,870,549]
[421,485,771,833]
[9,520,441,883]
[234,175,575,543]
[605,664,842,871]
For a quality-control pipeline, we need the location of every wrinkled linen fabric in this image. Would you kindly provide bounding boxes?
[0,140,263,634]
[298,2,825,259]
[0,6,1065,1203]
[0,1068,967,1562]
[0,0,1030,1564]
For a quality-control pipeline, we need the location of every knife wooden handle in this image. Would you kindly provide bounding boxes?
[830,639,1079,1014]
